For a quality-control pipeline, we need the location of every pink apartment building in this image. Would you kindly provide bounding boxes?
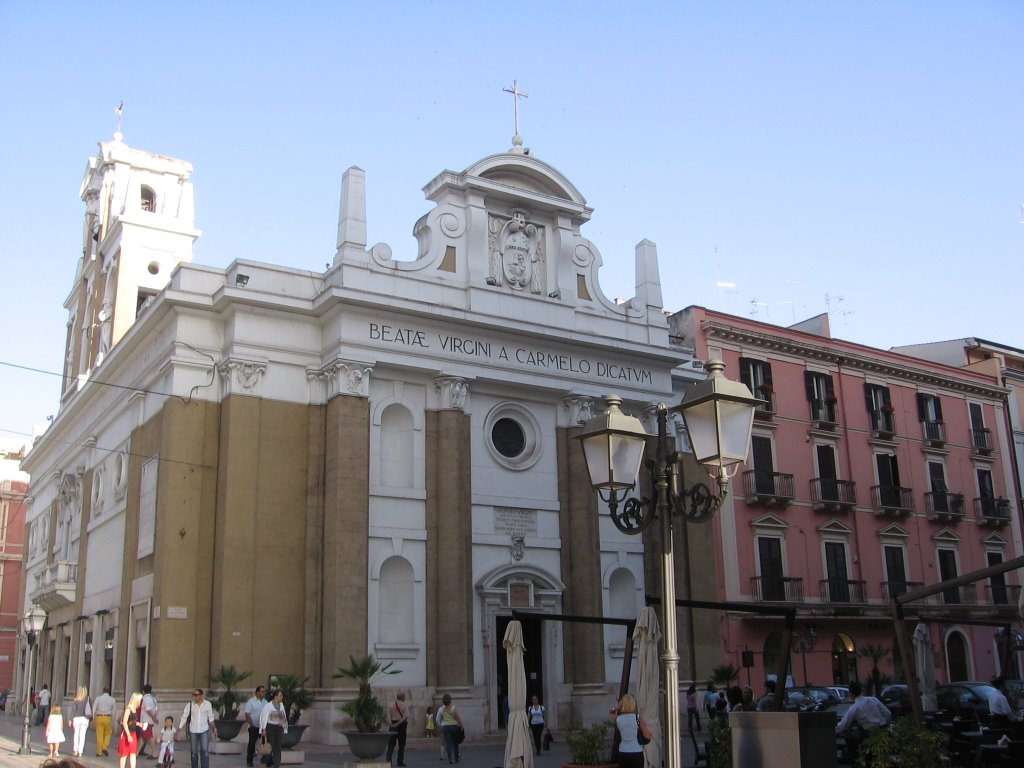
[671,307,1023,689]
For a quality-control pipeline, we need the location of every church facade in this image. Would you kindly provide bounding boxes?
[20,134,715,739]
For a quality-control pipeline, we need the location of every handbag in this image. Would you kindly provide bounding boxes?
[636,714,651,746]
[543,728,553,750]
[455,725,466,744]
[258,738,272,756]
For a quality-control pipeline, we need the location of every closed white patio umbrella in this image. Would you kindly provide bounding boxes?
[503,621,535,768]
[635,607,662,768]
[913,623,938,712]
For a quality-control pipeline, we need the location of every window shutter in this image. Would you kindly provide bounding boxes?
[864,383,875,412]
[739,357,752,388]
[763,362,774,387]
[824,375,835,400]
[934,397,943,422]
[804,371,815,401]
[916,394,927,421]
[881,387,892,407]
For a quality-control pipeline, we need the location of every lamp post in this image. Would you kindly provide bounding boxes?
[578,360,759,768]
[19,606,46,755]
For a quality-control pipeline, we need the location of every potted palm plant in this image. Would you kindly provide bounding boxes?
[334,654,399,761]
[210,664,251,741]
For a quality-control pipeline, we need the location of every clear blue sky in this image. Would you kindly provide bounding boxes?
[1,1,1021,444]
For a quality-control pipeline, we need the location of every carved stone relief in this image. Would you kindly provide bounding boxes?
[486,210,544,294]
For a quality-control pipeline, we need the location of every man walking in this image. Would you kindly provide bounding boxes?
[36,684,50,726]
[244,685,267,767]
[179,688,218,768]
[140,683,160,758]
[385,693,408,766]
[93,686,117,756]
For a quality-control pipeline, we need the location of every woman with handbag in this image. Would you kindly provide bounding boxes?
[528,695,546,756]
[259,688,288,768]
[609,694,651,768]
[68,686,92,757]
[437,694,464,765]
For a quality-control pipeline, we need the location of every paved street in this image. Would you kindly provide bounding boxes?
[0,714,702,768]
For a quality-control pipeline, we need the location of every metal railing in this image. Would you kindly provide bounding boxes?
[742,471,796,502]
[939,583,977,606]
[755,390,776,416]
[922,420,945,444]
[819,578,867,604]
[925,491,965,518]
[869,409,896,435]
[750,576,804,602]
[809,399,837,425]
[986,583,1022,606]
[870,485,915,514]
[810,478,857,507]
[974,497,1011,520]
[882,581,926,603]
[971,427,992,452]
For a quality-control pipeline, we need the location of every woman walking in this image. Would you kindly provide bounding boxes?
[68,686,92,757]
[437,694,463,765]
[528,695,546,756]
[119,692,143,768]
[685,684,701,731]
[259,688,288,768]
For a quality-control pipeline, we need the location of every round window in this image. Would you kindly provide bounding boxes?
[484,403,543,470]
[492,418,526,458]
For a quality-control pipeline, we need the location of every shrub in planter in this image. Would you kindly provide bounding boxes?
[564,721,612,767]
[858,717,946,768]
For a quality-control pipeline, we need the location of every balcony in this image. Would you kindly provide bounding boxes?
[870,485,914,517]
[974,496,1011,527]
[882,581,926,603]
[971,427,993,455]
[925,491,965,523]
[938,584,977,606]
[809,399,838,430]
[742,471,796,507]
[869,409,896,439]
[750,576,804,603]
[986,584,1022,606]
[922,420,946,447]
[754,389,776,421]
[819,578,867,604]
[30,559,78,613]
[810,478,857,513]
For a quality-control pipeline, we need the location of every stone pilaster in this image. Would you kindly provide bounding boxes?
[425,377,473,686]
[556,419,605,684]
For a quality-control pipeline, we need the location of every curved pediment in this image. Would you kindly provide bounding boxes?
[465,153,587,205]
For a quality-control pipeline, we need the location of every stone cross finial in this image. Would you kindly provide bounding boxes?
[502,80,528,140]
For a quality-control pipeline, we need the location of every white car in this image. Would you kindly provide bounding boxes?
[827,686,850,702]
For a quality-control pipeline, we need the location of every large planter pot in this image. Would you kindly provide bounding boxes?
[281,724,308,750]
[215,719,245,741]
[343,731,392,762]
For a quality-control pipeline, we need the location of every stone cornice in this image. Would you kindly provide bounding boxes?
[703,321,1008,400]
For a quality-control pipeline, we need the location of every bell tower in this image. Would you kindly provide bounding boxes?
[62,131,200,399]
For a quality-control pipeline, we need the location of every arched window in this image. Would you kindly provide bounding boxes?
[378,556,414,643]
[831,633,857,685]
[140,186,156,212]
[946,631,970,681]
[608,568,637,619]
[379,404,414,488]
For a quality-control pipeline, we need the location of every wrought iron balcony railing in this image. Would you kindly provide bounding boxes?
[819,578,867,604]
[870,485,914,516]
[810,478,857,512]
[939,583,977,606]
[922,420,945,446]
[974,496,1011,526]
[925,491,965,521]
[754,389,776,419]
[986,583,1022,606]
[971,427,993,454]
[882,581,926,603]
[742,471,796,506]
[869,409,896,437]
[750,576,804,603]
[809,399,837,427]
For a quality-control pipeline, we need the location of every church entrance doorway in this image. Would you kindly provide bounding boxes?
[495,614,543,729]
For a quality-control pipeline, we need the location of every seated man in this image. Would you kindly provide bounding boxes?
[755,680,777,712]
[836,682,892,735]
[988,676,1022,728]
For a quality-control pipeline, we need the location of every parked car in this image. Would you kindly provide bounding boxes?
[936,682,998,721]
[783,687,839,712]
[880,684,911,716]
[828,686,851,702]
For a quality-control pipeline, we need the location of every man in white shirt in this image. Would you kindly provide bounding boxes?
[140,683,160,758]
[988,677,1022,726]
[836,682,892,734]
[179,688,218,768]
[93,686,118,756]
[36,685,50,726]
[244,685,267,767]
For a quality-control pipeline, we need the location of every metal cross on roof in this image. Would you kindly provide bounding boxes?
[502,80,528,138]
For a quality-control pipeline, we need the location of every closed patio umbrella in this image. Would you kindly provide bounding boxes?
[913,623,938,712]
[635,607,662,768]
[503,621,535,768]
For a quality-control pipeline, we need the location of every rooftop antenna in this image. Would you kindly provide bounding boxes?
[503,80,528,153]
[113,100,124,142]
[750,299,769,320]
[713,245,738,309]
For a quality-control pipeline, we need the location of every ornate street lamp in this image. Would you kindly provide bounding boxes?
[19,606,46,755]
[578,360,759,768]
